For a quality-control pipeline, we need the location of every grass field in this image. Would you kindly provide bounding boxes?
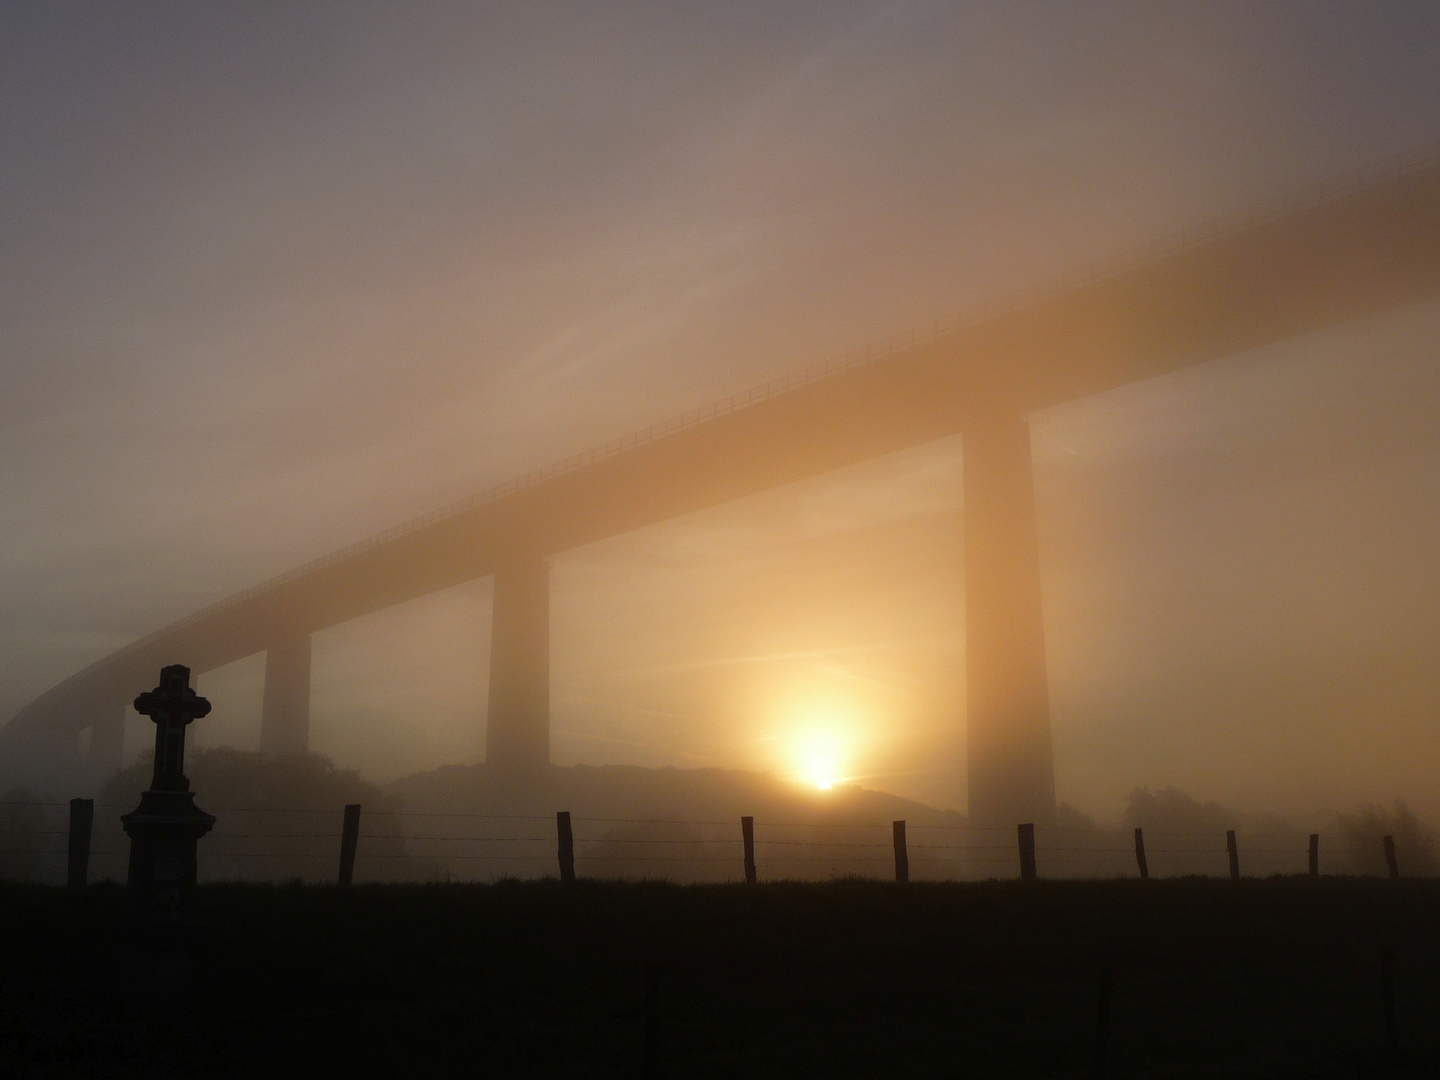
[2,876,1437,1078]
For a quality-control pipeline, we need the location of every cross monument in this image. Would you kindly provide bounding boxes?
[121,664,216,928]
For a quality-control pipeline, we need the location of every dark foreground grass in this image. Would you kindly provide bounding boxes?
[1,876,1437,1078]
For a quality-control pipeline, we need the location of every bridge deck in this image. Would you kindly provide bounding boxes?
[9,149,1440,740]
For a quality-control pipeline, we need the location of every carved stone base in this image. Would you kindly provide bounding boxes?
[121,789,215,930]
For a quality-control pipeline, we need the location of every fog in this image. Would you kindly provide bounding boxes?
[4,2,1440,825]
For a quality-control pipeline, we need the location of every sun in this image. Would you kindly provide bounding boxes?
[797,728,844,789]
[779,695,865,791]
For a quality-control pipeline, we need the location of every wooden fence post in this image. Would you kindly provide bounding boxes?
[557,811,575,884]
[1226,830,1240,881]
[741,816,756,885]
[1017,823,1036,881]
[1384,834,1399,879]
[1133,827,1148,880]
[67,798,93,889]
[1309,833,1319,877]
[893,820,909,883]
[338,803,361,887]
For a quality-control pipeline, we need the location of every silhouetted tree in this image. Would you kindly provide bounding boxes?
[103,747,396,811]
[1123,787,1237,836]
[1338,801,1437,876]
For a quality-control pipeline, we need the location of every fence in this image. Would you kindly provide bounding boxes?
[0,798,1415,887]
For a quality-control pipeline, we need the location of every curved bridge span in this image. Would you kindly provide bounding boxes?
[10,148,1440,824]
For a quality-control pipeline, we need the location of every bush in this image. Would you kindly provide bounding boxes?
[1337,801,1437,877]
[1122,786,1237,836]
[98,749,428,883]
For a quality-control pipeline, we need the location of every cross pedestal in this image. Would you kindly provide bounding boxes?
[121,665,215,930]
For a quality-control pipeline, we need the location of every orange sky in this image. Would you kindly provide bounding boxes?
[4,2,1440,820]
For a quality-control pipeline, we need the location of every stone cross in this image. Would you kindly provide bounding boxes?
[122,664,215,930]
[133,664,210,792]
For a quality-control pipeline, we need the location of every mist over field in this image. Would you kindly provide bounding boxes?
[4,2,1440,839]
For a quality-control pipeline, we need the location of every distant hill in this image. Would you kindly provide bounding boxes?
[385,762,971,883]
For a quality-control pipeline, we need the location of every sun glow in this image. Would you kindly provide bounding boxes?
[797,728,844,789]
[779,695,868,791]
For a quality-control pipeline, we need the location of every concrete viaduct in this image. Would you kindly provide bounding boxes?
[7,149,1440,826]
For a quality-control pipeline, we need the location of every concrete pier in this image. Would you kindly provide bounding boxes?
[486,554,550,775]
[8,153,1438,810]
[260,633,312,755]
[963,413,1056,827]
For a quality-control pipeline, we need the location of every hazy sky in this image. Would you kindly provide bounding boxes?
[3,2,1440,820]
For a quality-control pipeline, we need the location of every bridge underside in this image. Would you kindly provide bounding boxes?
[472,413,1058,826]
[8,152,1440,824]
[74,411,1062,828]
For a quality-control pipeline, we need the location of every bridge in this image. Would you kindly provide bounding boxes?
[8,147,1440,826]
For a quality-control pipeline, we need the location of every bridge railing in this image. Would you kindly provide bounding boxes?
[49,140,1440,687]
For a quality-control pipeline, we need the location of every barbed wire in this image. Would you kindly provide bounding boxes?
[0,832,1345,858]
[0,817,1371,840]
[4,801,1400,892]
